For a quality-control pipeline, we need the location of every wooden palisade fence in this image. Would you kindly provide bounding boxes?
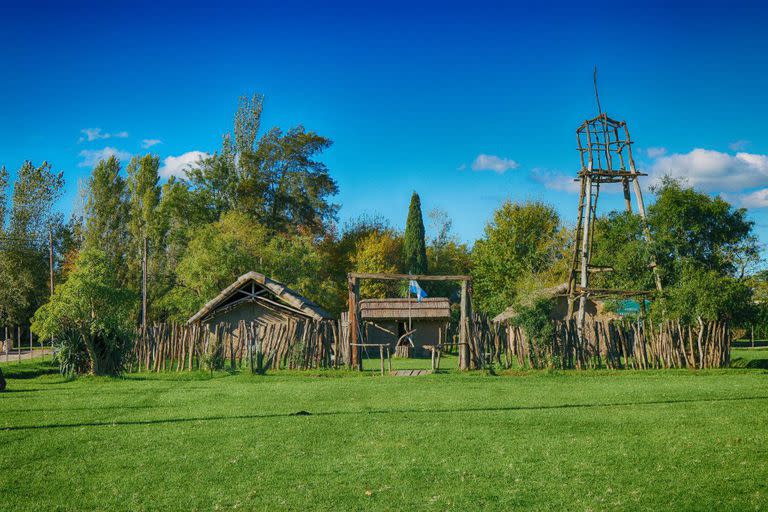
[128,315,733,373]
[130,318,344,373]
[482,317,732,370]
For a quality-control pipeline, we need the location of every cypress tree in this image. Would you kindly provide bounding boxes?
[403,192,428,275]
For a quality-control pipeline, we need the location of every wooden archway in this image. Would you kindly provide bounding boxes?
[347,272,473,370]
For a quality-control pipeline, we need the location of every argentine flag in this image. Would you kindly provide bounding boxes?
[408,280,428,302]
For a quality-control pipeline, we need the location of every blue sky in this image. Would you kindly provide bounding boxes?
[2,2,768,248]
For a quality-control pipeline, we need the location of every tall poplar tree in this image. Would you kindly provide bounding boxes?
[403,192,428,275]
[0,161,64,325]
[126,154,161,289]
[84,156,130,285]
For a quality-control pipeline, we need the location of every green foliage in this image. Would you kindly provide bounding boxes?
[161,211,334,320]
[424,209,471,298]
[351,229,404,298]
[649,177,757,279]
[403,192,428,275]
[126,154,161,287]
[84,156,130,284]
[319,214,393,312]
[187,94,338,234]
[593,179,758,326]
[657,264,754,325]
[591,211,655,291]
[0,161,64,325]
[472,201,568,315]
[31,248,137,375]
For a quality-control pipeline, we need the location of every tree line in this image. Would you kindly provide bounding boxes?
[0,93,762,375]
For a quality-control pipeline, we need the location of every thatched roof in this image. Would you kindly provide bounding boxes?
[187,272,333,324]
[360,298,450,321]
[492,283,568,323]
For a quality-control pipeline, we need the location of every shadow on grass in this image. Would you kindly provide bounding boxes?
[730,358,768,369]
[1,361,59,380]
[4,395,768,432]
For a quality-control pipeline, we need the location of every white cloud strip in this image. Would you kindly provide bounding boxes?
[530,168,580,194]
[79,128,129,143]
[159,151,209,178]
[78,147,132,167]
[142,139,162,149]
[471,154,519,174]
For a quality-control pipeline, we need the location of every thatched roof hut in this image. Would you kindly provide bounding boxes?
[360,298,450,357]
[493,283,619,324]
[188,271,332,326]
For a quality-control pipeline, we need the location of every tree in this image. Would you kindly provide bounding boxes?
[592,178,758,326]
[426,209,471,299]
[0,161,64,326]
[403,192,428,275]
[31,248,136,375]
[187,94,338,234]
[319,214,392,313]
[648,177,757,281]
[351,229,404,298]
[84,156,130,285]
[472,201,568,316]
[161,211,334,320]
[126,154,161,287]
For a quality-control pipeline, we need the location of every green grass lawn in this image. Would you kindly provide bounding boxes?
[1,350,767,511]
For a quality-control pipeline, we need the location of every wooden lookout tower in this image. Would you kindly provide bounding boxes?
[566,93,662,335]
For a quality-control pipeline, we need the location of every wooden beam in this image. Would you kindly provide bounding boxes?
[348,272,470,282]
[459,280,469,370]
[348,276,360,370]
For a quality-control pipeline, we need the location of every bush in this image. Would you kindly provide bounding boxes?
[31,248,136,376]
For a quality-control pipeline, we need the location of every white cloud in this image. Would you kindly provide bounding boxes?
[728,139,750,151]
[649,148,768,192]
[730,188,768,208]
[471,154,519,174]
[457,163,467,171]
[78,147,132,167]
[142,139,162,149]
[646,147,667,158]
[530,168,581,194]
[79,128,129,143]
[159,151,209,178]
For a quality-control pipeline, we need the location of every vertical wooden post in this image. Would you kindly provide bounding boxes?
[751,324,755,348]
[460,280,469,370]
[379,345,385,376]
[4,326,8,362]
[29,327,33,356]
[348,275,360,370]
[17,326,21,363]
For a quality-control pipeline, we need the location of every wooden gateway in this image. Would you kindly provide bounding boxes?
[360,297,450,358]
[187,272,333,332]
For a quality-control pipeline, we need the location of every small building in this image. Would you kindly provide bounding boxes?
[493,283,619,324]
[188,272,333,330]
[360,297,450,357]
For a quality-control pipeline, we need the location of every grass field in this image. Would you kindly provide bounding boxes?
[1,350,767,511]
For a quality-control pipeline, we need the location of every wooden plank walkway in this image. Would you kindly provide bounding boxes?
[390,370,432,377]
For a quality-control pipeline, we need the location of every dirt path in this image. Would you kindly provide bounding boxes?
[1,348,53,363]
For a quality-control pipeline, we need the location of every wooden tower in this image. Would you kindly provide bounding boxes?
[566,112,662,334]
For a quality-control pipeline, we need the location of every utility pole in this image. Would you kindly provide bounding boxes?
[48,228,54,296]
[142,234,148,343]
